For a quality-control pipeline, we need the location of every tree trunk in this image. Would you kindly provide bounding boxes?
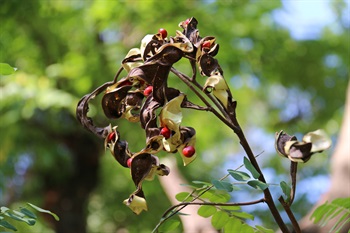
[299,83,350,233]
[43,130,102,233]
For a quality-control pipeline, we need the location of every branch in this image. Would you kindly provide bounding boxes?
[162,198,266,218]
[279,196,301,233]
[230,117,290,233]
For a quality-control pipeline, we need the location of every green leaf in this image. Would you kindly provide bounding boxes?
[197,205,217,218]
[211,210,229,229]
[212,179,234,192]
[0,219,17,231]
[227,169,251,181]
[231,211,255,220]
[179,183,199,189]
[311,197,350,231]
[199,191,214,200]
[280,181,291,200]
[255,225,275,233]
[27,203,60,221]
[158,219,180,232]
[247,180,269,190]
[1,207,10,213]
[192,180,212,187]
[0,63,17,75]
[220,205,241,211]
[243,157,260,179]
[20,208,37,219]
[175,192,192,202]
[208,190,231,203]
[4,211,36,226]
[223,217,242,232]
[241,223,255,233]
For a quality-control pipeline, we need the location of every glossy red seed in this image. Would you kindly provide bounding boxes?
[160,127,171,139]
[182,146,195,158]
[158,28,167,39]
[202,41,211,49]
[184,18,190,25]
[127,158,132,168]
[107,132,116,142]
[143,86,153,96]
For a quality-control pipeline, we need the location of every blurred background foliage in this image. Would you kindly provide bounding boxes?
[0,0,349,232]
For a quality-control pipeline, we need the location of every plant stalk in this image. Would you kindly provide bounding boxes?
[230,118,290,233]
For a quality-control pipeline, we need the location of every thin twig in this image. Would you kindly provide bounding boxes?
[162,198,266,217]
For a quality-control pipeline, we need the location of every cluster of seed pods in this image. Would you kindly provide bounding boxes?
[76,17,234,214]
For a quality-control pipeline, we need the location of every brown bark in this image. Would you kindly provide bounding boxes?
[299,83,350,233]
[158,157,218,233]
[42,129,101,233]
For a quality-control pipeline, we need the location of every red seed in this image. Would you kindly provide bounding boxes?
[184,18,190,25]
[182,146,195,158]
[127,158,132,168]
[107,132,116,142]
[202,41,211,49]
[143,86,153,96]
[160,127,171,139]
[158,28,167,39]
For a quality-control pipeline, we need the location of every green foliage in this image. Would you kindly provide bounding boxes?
[0,203,59,232]
[175,192,192,202]
[311,197,350,232]
[0,63,16,75]
[197,205,217,218]
[228,170,251,181]
[157,219,181,233]
[243,157,260,179]
[280,181,291,202]
[211,210,230,229]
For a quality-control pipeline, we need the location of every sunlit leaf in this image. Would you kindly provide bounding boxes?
[241,223,255,233]
[1,207,10,213]
[175,192,192,202]
[255,225,275,233]
[220,205,241,211]
[0,63,17,75]
[231,211,255,220]
[27,203,60,221]
[211,210,229,229]
[223,217,242,232]
[197,205,217,218]
[243,157,260,179]
[227,169,251,181]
